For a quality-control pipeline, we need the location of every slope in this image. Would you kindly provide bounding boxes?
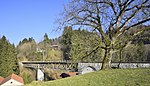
[26,68,150,86]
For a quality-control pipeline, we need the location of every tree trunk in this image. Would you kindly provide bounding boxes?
[101,48,113,70]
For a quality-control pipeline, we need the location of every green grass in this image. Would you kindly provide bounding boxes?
[26,68,150,86]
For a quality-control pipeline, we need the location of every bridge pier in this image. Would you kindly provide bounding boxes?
[37,68,44,81]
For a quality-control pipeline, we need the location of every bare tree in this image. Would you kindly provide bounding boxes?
[59,0,150,69]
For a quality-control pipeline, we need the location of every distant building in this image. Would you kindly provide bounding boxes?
[0,73,24,86]
[51,45,60,50]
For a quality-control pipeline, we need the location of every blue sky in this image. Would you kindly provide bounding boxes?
[0,0,69,45]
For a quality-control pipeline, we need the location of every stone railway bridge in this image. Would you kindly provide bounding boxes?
[21,61,150,81]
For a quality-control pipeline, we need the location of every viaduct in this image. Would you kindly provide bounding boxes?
[21,61,150,80]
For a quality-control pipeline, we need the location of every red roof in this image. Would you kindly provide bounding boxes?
[66,72,77,76]
[60,72,78,78]
[0,76,4,84]
[1,73,24,85]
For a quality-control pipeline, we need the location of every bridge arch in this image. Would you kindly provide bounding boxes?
[80,66,97,74]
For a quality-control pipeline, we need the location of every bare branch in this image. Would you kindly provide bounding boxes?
[87,0,117,15]
[125,18,150,31]
[114,0,149,36]
[113,0,130,29]
[116,18,150,38]
[60,0,150,45]
[117,0,122,9]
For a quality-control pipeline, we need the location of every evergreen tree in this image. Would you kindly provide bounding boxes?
[44,33,49,43]
[61,26,72,60]
[70,29,102,62]
[43,33,50,60]
[0,36,19,77]
[61,27,103,62]
[22,38,28,44]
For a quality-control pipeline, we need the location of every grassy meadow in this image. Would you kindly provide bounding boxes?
[26,68,150,86]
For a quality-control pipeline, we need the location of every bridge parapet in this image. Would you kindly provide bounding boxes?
[22,62,78,71]
[78,62,150,74]
[112,62,150,68]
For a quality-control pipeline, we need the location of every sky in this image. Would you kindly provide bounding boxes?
[0,0,69,45]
